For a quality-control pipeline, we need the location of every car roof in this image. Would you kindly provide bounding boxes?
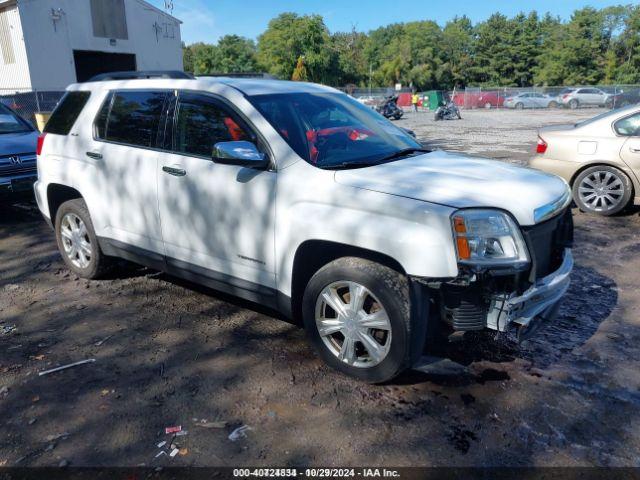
[68,76,339,97]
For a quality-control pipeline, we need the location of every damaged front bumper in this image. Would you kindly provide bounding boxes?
[486,248,573,333]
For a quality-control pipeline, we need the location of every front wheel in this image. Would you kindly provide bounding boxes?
[302,257,419,383]
[572,165,632,216]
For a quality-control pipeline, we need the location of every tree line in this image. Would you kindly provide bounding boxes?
[182,5,640,89]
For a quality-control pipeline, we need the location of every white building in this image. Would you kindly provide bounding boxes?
[0,0,182,91]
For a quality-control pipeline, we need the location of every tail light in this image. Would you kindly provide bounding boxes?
[36,133,46,156]
[536,136,547,154]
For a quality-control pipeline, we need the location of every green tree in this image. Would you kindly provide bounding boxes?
[257,13,332,82]
[617,6,640,83]
[291,56,308,81]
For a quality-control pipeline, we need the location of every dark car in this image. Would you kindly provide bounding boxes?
[612,88,640,109]
[0,103,39,198]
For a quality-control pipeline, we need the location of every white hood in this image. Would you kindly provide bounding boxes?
[334,151,569,226]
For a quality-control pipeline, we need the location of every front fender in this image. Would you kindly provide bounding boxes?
[276,195,459,297]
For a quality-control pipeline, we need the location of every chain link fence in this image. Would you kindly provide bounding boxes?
[345,85,640,112]
[0,89,66,128]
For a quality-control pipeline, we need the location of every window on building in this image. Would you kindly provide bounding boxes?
[91,0,128,40]
[96,91,167,148]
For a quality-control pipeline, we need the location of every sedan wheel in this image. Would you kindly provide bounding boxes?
[60,213,93,269]
[574,166,632,216]
[315,280,392,368]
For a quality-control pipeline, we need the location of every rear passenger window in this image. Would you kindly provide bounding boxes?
[173,92,251,158]
[44,91,91,135]
[96,90,167,148]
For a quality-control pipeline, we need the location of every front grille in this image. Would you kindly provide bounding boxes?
[522,207,573,280]
[0,165,36,176]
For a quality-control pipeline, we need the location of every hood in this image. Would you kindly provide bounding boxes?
[0,130,38,156]
[334,151,569,226]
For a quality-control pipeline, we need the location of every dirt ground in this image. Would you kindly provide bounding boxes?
[2,109,640,467]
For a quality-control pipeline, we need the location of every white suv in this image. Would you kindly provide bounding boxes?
[35,72,574,382]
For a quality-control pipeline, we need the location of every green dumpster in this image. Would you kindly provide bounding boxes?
[424,90,445,110]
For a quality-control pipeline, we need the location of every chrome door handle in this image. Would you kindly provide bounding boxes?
[162,166,186,177]
[629,147,640,153]
[86,151,102,160]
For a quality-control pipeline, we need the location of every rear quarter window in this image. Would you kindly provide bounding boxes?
[44,91,91,135]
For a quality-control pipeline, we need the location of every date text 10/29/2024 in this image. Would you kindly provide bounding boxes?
[233,468,401,478]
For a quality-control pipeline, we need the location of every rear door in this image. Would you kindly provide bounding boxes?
[88,89,168,253]
[156,91,277,291]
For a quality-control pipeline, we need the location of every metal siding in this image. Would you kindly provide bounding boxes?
[0,5,31,89]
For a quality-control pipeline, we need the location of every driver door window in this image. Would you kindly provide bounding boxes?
[173,92,252,158]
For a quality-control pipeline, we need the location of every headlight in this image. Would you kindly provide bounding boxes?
[451,209,529,265]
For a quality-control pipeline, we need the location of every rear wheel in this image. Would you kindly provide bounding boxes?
[483,102,492,109]
[569,99,579,109]
[573,165,632,216]
[548,101,558,109]
[302,257,418,383]
[55,199,112,278]
[515,102,524,110]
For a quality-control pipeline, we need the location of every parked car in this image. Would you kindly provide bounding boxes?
[452,91,504,109]
[35,72,574,382]
[558,88,614,109]
[504,92,558,109]
[0,103,39,198]
[0,91,64,126]
[530,104,640,215]
[612,88,640,108]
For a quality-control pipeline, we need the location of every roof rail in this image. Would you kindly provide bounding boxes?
[87,71,194,82]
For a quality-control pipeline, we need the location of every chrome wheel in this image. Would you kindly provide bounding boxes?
[578,170,625,212]
[60,213,92,269]
[315,281,392,368]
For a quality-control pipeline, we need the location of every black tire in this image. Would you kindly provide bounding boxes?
[393,113,402,120]
[572,165,633,216]
[302,257,420,383]
[434,113,441,121]
[515,102,524,110]
[548,101,558,109]
[55,199,112,279]
[569,99,579,109]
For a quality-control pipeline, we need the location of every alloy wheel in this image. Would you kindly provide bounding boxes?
[578,170,625,213]
[60,213,93,269]
[315,281,392,368]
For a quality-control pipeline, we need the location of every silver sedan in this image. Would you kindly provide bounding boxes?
[529,104,640,215]
[504,92,558,109]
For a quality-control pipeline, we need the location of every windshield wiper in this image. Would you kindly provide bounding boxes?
[377,147,431,163]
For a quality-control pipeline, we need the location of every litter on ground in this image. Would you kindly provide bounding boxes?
[228,425,252,442]
[38,359,96,376]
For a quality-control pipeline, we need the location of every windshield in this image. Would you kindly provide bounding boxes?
[0,104,32,134]
[247,92,422,169]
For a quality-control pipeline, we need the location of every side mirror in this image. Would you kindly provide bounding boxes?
[212,141,268,168]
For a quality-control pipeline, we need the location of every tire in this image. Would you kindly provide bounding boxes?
[572,165,633,216]
[456,110,462,119]
[393,113,402,120]
[569,99,579,109]
[484,102,492,109]
[515,102,524,110]
[605,99,614,109]
[55,199,112,279]
[302,257,418,383]
[548,101,558,109]
[434,113,441,121]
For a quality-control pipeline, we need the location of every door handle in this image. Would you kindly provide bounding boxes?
[162,166,186,177]
[86,151,102,160]
[629,147,640,153]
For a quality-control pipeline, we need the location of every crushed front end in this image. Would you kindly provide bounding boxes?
[427,202,574,341]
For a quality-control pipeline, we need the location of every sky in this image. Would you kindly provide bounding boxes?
[148,0,629,45]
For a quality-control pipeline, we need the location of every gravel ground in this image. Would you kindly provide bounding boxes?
[1,109,640,467]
